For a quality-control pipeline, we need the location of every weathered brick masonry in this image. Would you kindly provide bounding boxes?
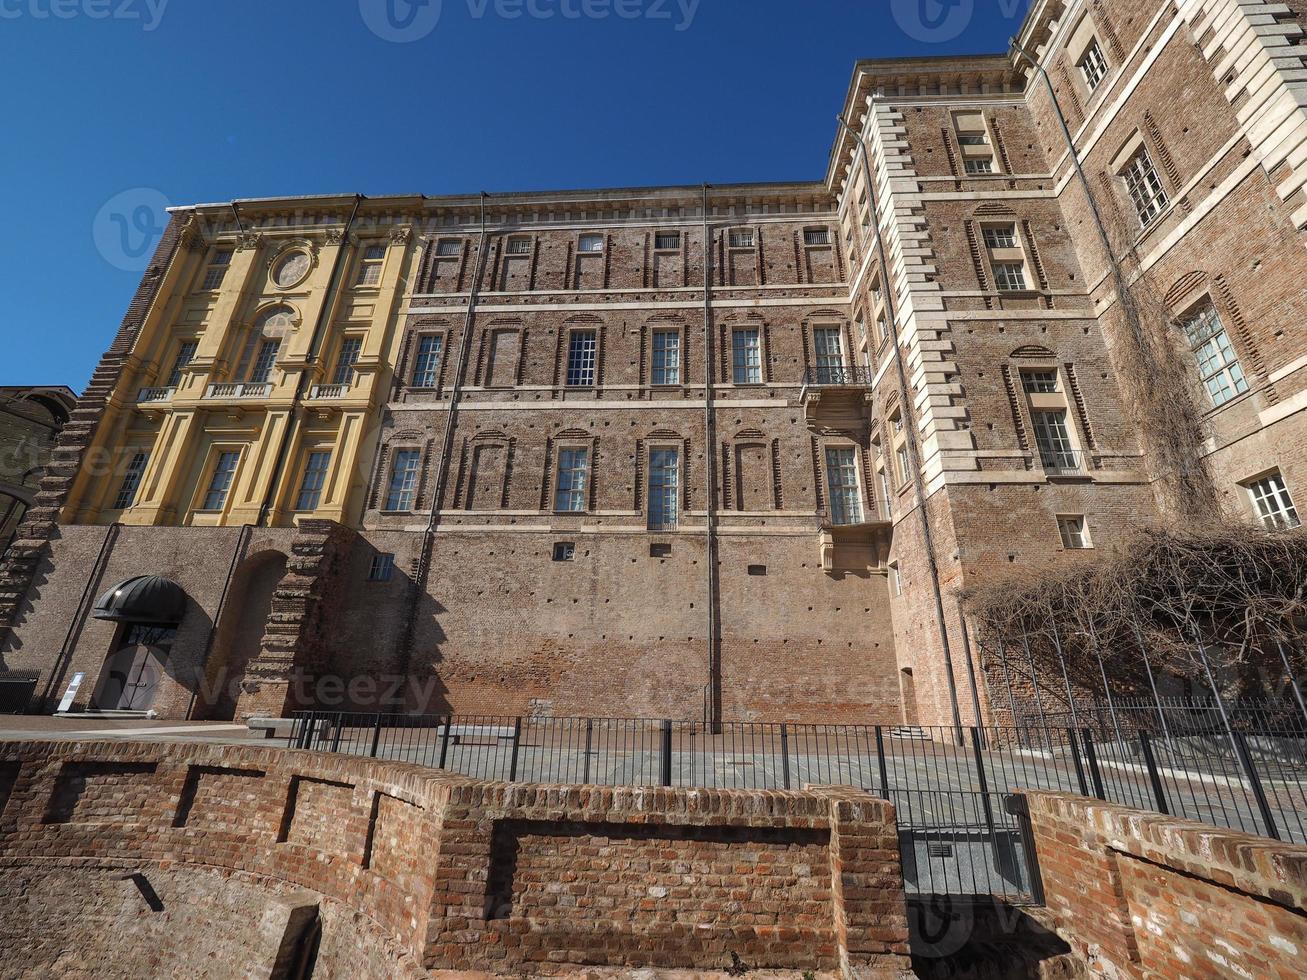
[0,739,912,978]
[1026,791,1307,978]
[3,0,1307,727]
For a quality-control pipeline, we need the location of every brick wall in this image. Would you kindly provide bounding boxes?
[1026,791,1307,978]
[0,739,911,979]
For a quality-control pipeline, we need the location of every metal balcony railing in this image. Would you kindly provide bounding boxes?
[1037,448,1087,474]
[136,386,175,404]
[205,382,271,399]
[802,365,872,387]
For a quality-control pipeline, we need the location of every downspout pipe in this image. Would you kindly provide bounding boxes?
[836,110,966,738]
[255,194,364,527]
[395,193,490,682]
[1009,39,1121,279]
[701,183,722,732]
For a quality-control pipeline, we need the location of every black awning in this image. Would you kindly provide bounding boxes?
[93,575,187,625]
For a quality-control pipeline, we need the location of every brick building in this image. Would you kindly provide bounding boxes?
[0,386,76,555]
[1,0,1304,727]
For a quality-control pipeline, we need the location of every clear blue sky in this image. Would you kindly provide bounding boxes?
[1,0,1025,391]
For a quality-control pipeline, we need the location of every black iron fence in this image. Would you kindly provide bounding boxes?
[285,708,1307,903]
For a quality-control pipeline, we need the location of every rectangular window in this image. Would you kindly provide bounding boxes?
[732,328,762,384]
[578,234,604,253]
[895,444,911,487]
[1182,305,1249,407]
[167,341,198,387]
[554,448,590,513]
[983,225,1017,249]
[993,261,1028,291]
[113,452,149,510]
[202,451,240,511]
[957,134,988,146]
[804,228,831,246]
[413,335,444,388]
[964,157,995,175]
[295,451,331,511]
[1079,40,1109,91]
[825,447,864,526]
[435,239,461,257]
[877,465,892,514]
[729,229,755,248]
[249,340,280,383]
[1246,472,1301,529]
[1058,515,1092,549]
[356,245,386,286]
[648,448,680,530]
[651,330,681,386]
[889,561,902,596]
[813,327,846,384]
[654,232,681,250]
[332,337,363,386]
[1022,370,1060,394]
[505,236,531,255]
[1033,410,1078,470]
[385,450,421,512]
[552,542,576,562]
[566,331,597,387]
[368,553,395,581]
[1122,148,1169,226]
[201,249,232,291]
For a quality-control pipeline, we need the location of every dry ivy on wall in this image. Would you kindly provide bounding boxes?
[965,528,1307,707]
[1095,178,1221,524]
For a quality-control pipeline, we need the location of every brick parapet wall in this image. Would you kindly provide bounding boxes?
[0,739,911,979]
[1026,791,1307,978]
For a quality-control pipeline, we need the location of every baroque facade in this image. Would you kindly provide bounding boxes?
[2,0,1305,726]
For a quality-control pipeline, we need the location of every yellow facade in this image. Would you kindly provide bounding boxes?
[63,200,420,530]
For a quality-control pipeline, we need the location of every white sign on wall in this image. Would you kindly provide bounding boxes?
[57,673,85,713]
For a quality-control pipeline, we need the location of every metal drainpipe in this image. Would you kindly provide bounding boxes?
[255,194,364,527]
[836,110,966,738]
[701,184,722,733]
[396,193,490,677]
[1008,40,1124,283]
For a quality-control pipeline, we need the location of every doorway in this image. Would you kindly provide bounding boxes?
[91,624,177,711]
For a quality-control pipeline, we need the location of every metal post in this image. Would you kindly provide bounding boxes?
[1132,623,1170,740]
[1048,621,1080,732]
[1066,729,1090,797]
[970,728,997,839]
[1020,633,1052,747]
[1191,632,1281,836]
[1275,639,1307,732]
[1138,733,1169,815]
[996,637,1019,729]
[1081,729,1107,801]
[1083,623,1123,747]
[660,720,673,787]
[959,610,987,734]
[369,712,383,759]
[780,724,792,790]
[297,712,315,751]
[582,719,593,785]
[1233,732,1280,841]
[438,715,453,770]
[875,726,890,801]
[509,717,523,782]
[329,715,343,753]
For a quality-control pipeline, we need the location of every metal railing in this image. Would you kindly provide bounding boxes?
[1037,447,1086,474]
[285,709,1307,901]
[801,365,873,388]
